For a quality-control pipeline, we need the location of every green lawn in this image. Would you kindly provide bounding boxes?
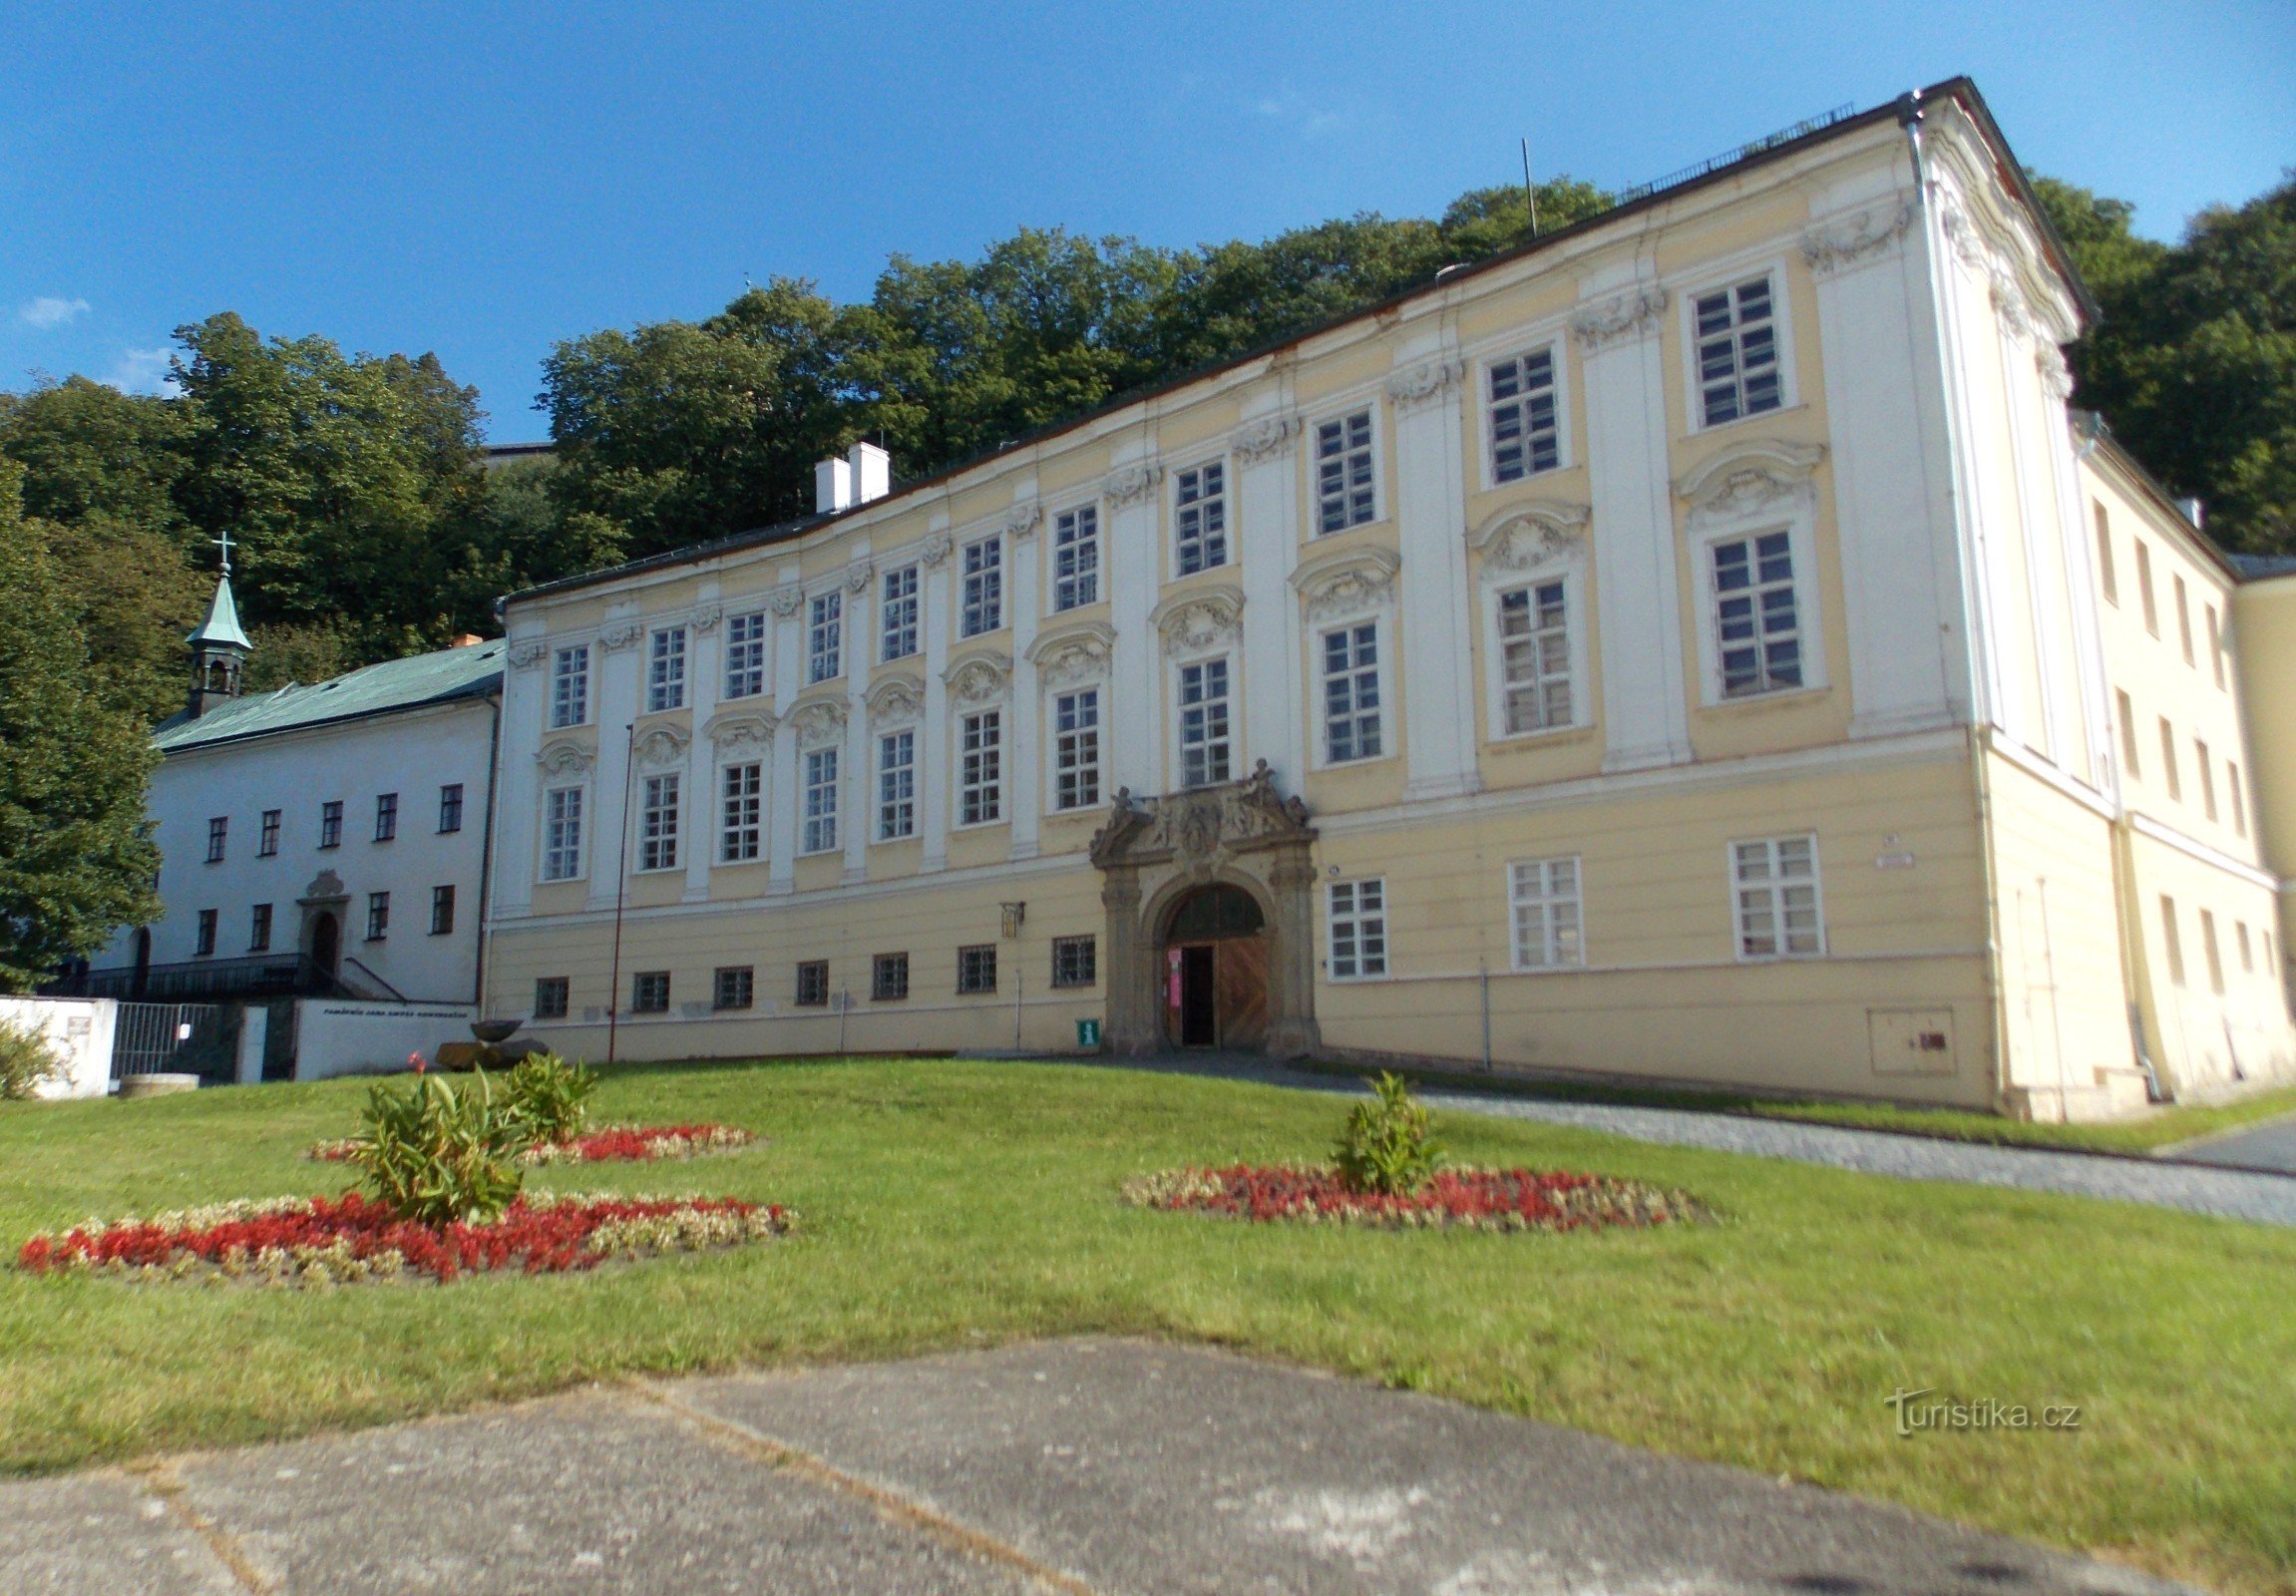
[1,1057,2291,1595]
[1305,1057,2296,1158]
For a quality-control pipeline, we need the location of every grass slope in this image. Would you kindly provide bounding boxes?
[1,1058,2290,1594]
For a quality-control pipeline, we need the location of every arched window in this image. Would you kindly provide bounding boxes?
[1164,884,1265,941]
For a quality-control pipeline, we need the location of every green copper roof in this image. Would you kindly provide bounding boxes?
[185,577,252,652]
[155,639,505,752]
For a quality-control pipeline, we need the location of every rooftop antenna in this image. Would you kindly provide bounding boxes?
[1522,138,1539,238]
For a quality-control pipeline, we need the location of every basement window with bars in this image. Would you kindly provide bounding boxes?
[1051,935,1097,989]
[534,977,570,1019]
[957,944,997,995]
[873,953,910,1001]
[631,972,670,1013]
[713,966,754,1010]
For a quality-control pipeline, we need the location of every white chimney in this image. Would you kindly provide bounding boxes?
[815,456,853,515]
[850,441,891,505]
[2177,497,2205,530]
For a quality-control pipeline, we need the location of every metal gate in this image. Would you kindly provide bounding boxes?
[111,1002,227,1080]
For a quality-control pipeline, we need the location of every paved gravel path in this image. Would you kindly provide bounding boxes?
[1088,1055,2296,1228]
[0,1339,2194,1595]
[2160,1111,2296,1174]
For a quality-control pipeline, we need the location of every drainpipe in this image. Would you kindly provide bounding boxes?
[472,691,501,1010]
[1968,725,2016,1115]
[605,720,635,1066]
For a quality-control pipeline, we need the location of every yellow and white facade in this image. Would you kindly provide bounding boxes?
[481,80,2295,1119]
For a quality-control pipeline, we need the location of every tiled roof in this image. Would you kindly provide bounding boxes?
[153,640,505,753]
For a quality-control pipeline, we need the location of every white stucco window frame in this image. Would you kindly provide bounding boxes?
[1166,453,1236,581]
[1675,252,1802,437]
[1462,325,1575,491]
[1301,389,1390,538]
[1466,501,1595,746]
[1674,441,1830,709]
[1043,491,1106,615]
[545,635,597,731]
[1151,587,1246,791]
[703,709,778,869]
[1025,619,1116,817]
[535,755,593,888]
[942,650,1013,832]
[1289,544,1400,773]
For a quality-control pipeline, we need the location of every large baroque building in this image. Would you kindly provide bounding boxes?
[482,79,2294,1119]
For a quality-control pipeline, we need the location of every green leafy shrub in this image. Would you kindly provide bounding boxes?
[0,1018,64,1101]
[502,1052,597,1145]
[1334,1072,1444,1196]
[350,1068,526,1225]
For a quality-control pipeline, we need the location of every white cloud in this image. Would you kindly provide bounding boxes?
[104,347,176,395]
[19,295,91,329]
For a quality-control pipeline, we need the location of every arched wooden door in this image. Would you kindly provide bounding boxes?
[1161,884,1269,1049]
[309,911,340,981]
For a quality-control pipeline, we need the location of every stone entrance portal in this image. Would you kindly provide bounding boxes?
[1089,762,1319,1057]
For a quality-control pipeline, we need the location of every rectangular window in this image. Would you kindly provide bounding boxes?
[720,762,763,863]
[320,800,343,850]
[724,611,768,699]
[194,909,217,957]
[205,816,227,864]
[551,645,589,728]
[534,977,570,1019]
[960,710,1002,826]
[872,952,909,1001]
[374,793,398,842]
[2116,690,2140,776]
[1315,410,1376,535]
[430,885,455,936]
[647,626,687,712]
[1053,505,1099,611]
[2200,909,2225,995]
[2231,762,2248,837]
[259,809,280,857]
[2136,542,2158,634]
[880,567,920,661]
[632,971,670,1013]
[1488,346,1560,481]
[877,730,916,841]
[1498,581,1573,733]
[2174,576,2193,664]
[961,537,1003,636]
[2094,504,2116,603]
[1178,657,1233,788]
[2196,740,2217,820]
[543,787,583,881]
[1327,879,1388,980]
[2159,719,2181,801]
[1174,462,1227,575]
[1732,834,1822,959]
[802,748,839,854]
[957,944,997,995]
[438,784,464,834]
[795,961,829,1006]
[1322,622,1381,762]
[1695,276,1782,427]
[365,891,389,942]
[1510,857,1584,970]
[1712,532,1802,696]
[639,773,680,871]
[2237,920,2254,974]
[1053,688,1101,811]
[713,966,754,1010]
[248,903,271,954]
[2207,605,2225,688]
[807,592,843,683]
[1051,935,1097,989]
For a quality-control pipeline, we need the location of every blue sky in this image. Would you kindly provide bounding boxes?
[3,2,2290,441]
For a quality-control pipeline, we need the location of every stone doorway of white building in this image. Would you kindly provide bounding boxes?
[1163,884,1269,1048]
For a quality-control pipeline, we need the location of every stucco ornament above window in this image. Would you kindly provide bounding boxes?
[597,622,642,652]
[1674,440,1827,532]
[766,585,805,617]
[943,650,1013,706]
[705,708,778,756]
[999,501,1043,542]
[918,530,955,568]
[865,673,926,726]
[1025,619,1116,689]
[1468,501,1591,576]
[633,725,691,770]
[1570,287,1670,352]
[1289,545,1401,620]
[1230,415,1297,464]
[1385,358,1463,411]
[1149,587,1245,658]
[508,639,548,670]
[690,603,723,633]
[1799,204,1915,276]
[841,559,874,594]
[788,699,846,749]
[536,739,596,777]
[1103,463,1165,507]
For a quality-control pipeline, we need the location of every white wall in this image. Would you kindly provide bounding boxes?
[0,997,116,1099]
[292,999,478,1081]
[92,696,498,1003]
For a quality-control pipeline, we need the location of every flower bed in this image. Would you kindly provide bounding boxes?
[16,1191,792,1287]
[1122,1165,1704,1232]
[309,1123,757,1165]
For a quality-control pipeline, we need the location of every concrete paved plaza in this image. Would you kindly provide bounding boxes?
[0,1338,2190,1594]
